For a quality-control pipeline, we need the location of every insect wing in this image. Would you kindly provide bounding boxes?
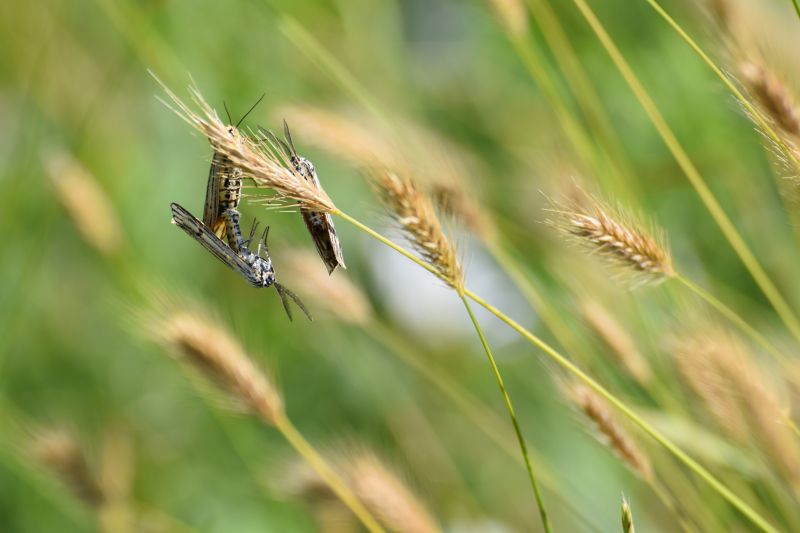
[170,203,262,287]
[202,151,225,238]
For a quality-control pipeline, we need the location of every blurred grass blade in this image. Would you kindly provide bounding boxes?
[570,0,800,347]
[334,209,779,533]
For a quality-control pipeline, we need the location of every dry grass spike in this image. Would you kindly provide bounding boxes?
[32,429,105,507]
[580,300,652,384]
[487,0,528,38]
[674,328,800,489]
[739,60,800,138]
[548,193,674,282]
[150,305,284,426]
[44,149,124,257]
[568,383,652,480]
[278,449,441,533]
[151,73,335,212]
[371,169,464,292]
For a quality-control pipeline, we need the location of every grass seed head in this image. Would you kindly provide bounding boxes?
[32,429,105,507]
[569,384,652,480]
[342,450,440,533]
[675,329,800,487]
[153,75,334,212]
[549,195,674,282]
[372,170,464,292]
[151,306,284,425]
[621,495,635,533]
[739,60,800,138]
[581,300,652,384]
[45,149,124,257]
[487,0,528,38]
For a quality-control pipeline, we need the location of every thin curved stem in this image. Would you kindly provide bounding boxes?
[463,289,777,533]
[640,0,800,170]
[274,416,385,533]
[571,0,800,347]
[459,294,552,532]
[336,209,778,533]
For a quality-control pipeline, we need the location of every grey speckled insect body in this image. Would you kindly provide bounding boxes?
[266,121,346,275]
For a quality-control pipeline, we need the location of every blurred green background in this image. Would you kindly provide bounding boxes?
[1,0,799,531]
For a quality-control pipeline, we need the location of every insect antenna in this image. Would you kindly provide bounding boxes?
[282,120,298,156]
[258,126,293,158]
[274,282,313,322]
[223,101,233,126]
[235,93,266,129]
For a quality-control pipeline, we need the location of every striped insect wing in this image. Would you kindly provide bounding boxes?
[170,203,264,288]
[203,129,244,243]
[281,122,346,274]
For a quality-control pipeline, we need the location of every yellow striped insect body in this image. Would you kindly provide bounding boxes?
[203,98,263,243]
[266,122,346,275]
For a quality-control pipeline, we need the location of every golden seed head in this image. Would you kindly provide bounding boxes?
[569,384,652,480]
[154,308,284,425]
[739,60,800,138]
[580,300,652,384]
[276,105,493,242]
[45,149,124,257]
[277,106,401,171]
[32,429,105,507]
[343,451,440,533]
[282,249,373,326]
[372,170,464,292]
[550,196,674,281]
[487,0,528,38]
[153,75,334,212]
[675,329,800,486]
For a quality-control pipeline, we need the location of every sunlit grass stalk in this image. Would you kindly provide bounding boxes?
[487,242,590,363]
[273,418,386,533]
[461,294,552,533]
[506,34,618,192]
[570,0,800,348]
[523,0,644,202]
[152,308,385,533]
[363,169,551,529]
[333,209,778,533]
[638,0,800,171]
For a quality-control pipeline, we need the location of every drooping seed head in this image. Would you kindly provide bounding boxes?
[152,73,334,212]
[31,429,105,507]
[148,304,284,425]
[45,149,124,257]
[568,383,652,480]
[371,170,464,292]
[548,195,674,282]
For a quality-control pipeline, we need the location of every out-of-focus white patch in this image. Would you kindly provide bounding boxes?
[368,229,536,351]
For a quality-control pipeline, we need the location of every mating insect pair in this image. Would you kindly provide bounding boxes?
[170,99,314,321]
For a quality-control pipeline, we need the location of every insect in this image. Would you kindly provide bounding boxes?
[263,121,346,275]
[170,202,311,321]
[203,96,264,241]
